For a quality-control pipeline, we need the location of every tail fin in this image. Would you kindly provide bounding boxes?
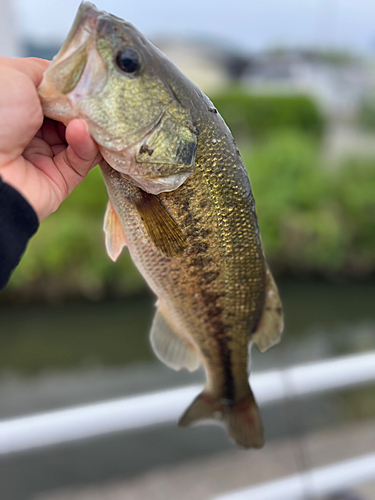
[178,391,264,449]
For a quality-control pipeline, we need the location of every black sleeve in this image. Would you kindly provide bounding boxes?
[0,177,39,291]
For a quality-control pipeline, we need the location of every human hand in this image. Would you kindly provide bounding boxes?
[0,57,101,221]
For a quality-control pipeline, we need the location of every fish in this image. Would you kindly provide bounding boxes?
[38,1,283,448]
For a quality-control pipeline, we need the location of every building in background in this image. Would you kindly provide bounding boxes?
[156,39,375,122]
[152,38,249,95]
[242,49,374,120]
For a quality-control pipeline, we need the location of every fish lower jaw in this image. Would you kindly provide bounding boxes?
[127,171,192,195]
[38,82,75,125]
[100,147,191,195]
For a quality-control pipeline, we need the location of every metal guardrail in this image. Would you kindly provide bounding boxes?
[0,351,374,455]
[214,452,375,500]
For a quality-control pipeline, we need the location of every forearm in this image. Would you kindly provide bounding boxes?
[0,176,39,290]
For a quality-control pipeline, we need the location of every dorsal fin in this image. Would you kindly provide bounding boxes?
[103,201,128,261]
[150,307,200,372]
[252,264,284,353]
[131,191,186,258]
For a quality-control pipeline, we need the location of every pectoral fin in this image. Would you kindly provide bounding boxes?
[252,264,284,352]
[104,201,127,261]
[132,191,186,258]
[150,308,200,372]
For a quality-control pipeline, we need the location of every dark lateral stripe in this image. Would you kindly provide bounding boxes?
[177,196,235,402]
[211,319,235,403]
[220,339,235,403]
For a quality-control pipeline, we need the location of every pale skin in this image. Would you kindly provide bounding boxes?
[0,57,101,221]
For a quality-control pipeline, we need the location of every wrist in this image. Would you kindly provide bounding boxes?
[0,165,44,221]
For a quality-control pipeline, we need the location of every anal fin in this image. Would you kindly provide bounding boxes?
[150,308,200,372]
[252,264,284,353]
[104,201,128,261]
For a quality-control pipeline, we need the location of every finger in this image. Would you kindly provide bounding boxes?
[57,121,66,143]
[40,118,67,147]
[23,136,53,164]
[0,60,47,163]
[0,57,50,87]
[53,119,101,196]
[51,144,66,156]
[65,119,100,173]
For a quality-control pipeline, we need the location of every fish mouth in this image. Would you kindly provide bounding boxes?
[57,2,101,61]
[37,3,105,123]
[38,2,181,194]
[38,2,168,151]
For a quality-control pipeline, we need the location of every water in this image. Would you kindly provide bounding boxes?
[1,280,374,376]
[0,280,374,500]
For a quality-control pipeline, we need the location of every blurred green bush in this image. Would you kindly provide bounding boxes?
[358,97,375,130]
[7,167,145,299]
[242,131,375,276]
[335,157,375,274]
[5,93,375,300]
[211,89,325,142]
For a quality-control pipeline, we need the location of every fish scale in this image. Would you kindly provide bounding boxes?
[37,1,283,448]
[103,112,265,404]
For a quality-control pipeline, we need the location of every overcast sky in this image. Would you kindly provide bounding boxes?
[12,0,375,54]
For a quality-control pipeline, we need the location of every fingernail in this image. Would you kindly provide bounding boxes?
[79,119,89,135]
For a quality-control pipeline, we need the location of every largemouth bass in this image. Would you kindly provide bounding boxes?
[38,2,283,448]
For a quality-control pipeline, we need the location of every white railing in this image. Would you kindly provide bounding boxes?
[214,452,375,500]
[0,350,374,455]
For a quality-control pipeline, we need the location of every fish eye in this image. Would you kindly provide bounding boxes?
[116,48,140,74]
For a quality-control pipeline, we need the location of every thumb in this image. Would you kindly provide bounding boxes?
[62,119,101,183]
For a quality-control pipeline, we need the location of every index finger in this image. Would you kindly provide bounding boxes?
[0,57,50,87]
